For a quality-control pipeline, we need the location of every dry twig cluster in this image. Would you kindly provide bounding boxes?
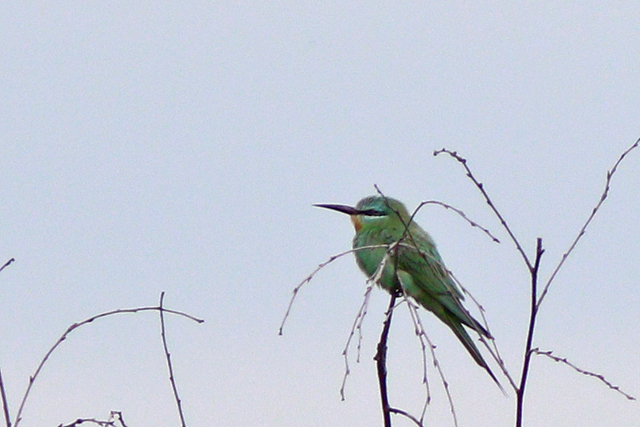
[0,283,203,427]
[282,138,639,427]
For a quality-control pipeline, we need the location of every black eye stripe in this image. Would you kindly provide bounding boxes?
[360,209,386,217]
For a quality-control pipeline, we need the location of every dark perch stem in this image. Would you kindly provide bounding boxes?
[0,364,10,427]
[0,259,13,427]
[159,292,188,427]
[516,238,544,427]
[375,291,399,427]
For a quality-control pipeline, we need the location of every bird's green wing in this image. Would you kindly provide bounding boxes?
[401,227,464,297]
[397,269,500,386]
[397,231,489,337]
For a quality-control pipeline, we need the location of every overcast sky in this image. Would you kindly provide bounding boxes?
[1,3,639,427]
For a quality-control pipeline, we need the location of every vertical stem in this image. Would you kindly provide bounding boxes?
[159,292,188,427]
[516,238,544,427]
[0,363,11,427]
[0,258,14,427]
[375,292,398,427]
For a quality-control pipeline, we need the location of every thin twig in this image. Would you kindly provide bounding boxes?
[447,270,515,392]
[315,215,427,424]
[415,201,500,243]
[58,411,127,427]
[159,292,188,427]
[398,298,431,422]
[515,238,544,427]
[341,242,400,399]
[284,241,397,399]
[279,244,392,336]
[533,348,636,401]
[0,263,13,427]
[0,255,13,427]
[436,142,639,427]
[353,288,372,364]
[0,258,14,274]
[58,418,114,427]
[407,301,459,427]
[402,299,432,413]
[434,149,533,269]
[537,138,640,308]
[428,153,528,392]
[389,407,425,427]
[0,364,10,427]
[13,304,203,427]
[340,283,374,400]
[110,411,127,427]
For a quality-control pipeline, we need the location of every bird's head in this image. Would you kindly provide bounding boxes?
[314,196,411,232]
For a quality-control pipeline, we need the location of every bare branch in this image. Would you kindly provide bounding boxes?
[388,407,425,427]
[515,238,544,427]
[340,283,374,400]
[282,239,400,398]
[14,304,203,427]
[533,348,636,401]
[401,299,431,422]
[406,301,458,427]
[327,233,431,424]
[110,411,127,427]
[58,411,127,427]
[354,287,374,364]
[537,138,640,308]
[159,292,188,427]
[434,149,532,269]
[0,365,9,427]
[279,244,392,336]
[341,241,402,399]
[0,300,12,427]
[374,185,499,244]
[0,258,14,274]
[58,418,114,427]
[375,292,399,427]
[448,271,516,392]
[415,200,500,243]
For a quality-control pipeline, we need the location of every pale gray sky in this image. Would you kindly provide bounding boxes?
[1,3,639,427]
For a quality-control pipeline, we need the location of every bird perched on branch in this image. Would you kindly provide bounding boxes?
[315,195,499,386]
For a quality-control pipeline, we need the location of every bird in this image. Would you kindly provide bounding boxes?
[315,195,499,386]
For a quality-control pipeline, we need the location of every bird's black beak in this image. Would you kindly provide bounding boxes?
[313,203,360,216]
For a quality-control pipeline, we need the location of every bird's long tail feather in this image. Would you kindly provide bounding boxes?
[444,313,503,390]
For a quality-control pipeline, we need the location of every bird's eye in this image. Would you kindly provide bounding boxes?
[360,209,386,217]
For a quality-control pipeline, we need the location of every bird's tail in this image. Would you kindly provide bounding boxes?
[444,313,503,390]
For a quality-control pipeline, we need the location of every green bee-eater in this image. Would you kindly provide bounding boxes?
[315,195,499,385]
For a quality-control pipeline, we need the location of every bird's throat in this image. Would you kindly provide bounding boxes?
[350,215,362,232]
